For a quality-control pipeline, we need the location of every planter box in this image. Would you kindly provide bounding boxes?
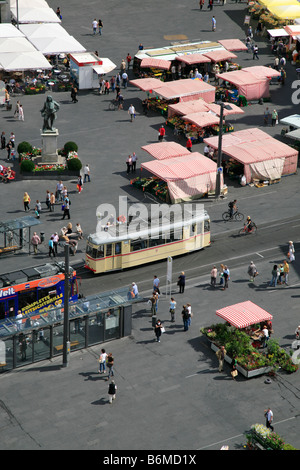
[21,169,80,180]
[210,341,271,379]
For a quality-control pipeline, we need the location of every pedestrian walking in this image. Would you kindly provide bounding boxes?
[212,16,216,31]
[154,319,163,342]
[105,352,114,380]
[23,192,31,211]
[98,19,103,35]
[216,345,226,372]
[126,155,132,174]
[50,192,55,211]
[269,264,279,287]
[264,408,274,431]
[210,265,217,287]
[92,18,98,35]
[108,380,117,404]
[149,293,156,316]
[48,236,56,257]
[126,53,132,70]
[288,240,295,262]
[18,104,24,121]
[128,104,135,122]
[178,271,185,293]
[182,305,190,331]
[46,190,51,210]
[283,259,289,285]
[158,125,165,141]
[153,275,160,294]
[199,0,204,9]
[231,358,238,380]
[71,84,78,103]
[222,265,230,290]
[1,131,6,149]
[14,100,20,118]
[52,232,59,254]
[122,71,128,88]
[186,137,192,152]
[271,109,278,126]
[263,107,270,126]
[186,303,192,327]
[61,196,70,220]
[77,175,83,194]
[169,297,176,322]
[247,261,258,282]
[131,152,137,172]
[253,44,259,60]
[98,348,107,374]
[208,0,213,10]
[31,232,41,254]
[35,200,42,218]
[83,164,90,182]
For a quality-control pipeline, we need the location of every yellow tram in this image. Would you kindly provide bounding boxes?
[85,211,210,274]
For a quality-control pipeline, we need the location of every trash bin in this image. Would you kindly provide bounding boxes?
[152,315,157,328]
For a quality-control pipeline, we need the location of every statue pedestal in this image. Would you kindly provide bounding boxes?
[40,129,59,163]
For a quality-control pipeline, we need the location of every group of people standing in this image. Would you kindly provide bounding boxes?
[210,264,230,290]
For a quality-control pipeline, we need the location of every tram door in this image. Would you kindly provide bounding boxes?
[104,243,122,271]
[0,297,17,320]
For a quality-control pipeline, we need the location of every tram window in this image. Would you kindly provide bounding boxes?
[106,244,112,257]
[190,223,196,236]
[131,239,147,252]
[38,288,57,300]
[165,230,176,244]
[149,237,165,248]
[86,245,98,259]
[18,289,37,311]
[115,243,121,255]
[0,302,5,320]
[204,220,210,232]
[96,245,104,258]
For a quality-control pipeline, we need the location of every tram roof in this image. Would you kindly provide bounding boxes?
[88,210,209,246]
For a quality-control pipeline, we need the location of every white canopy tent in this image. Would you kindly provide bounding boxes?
[0,24,25,38]
[0,51,52,71]
[27,36,86,55]
[92,58,117,75]
[0,37,37,54]
[19,23,70,39]
[11,7,61,24]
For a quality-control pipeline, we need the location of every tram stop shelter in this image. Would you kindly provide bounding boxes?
[0,215,42,256]
[0,286,141,372]
[216,300,273,329]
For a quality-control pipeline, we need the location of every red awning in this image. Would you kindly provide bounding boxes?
[203,49,237,62]
[218,39,248,52]
[140,58,171,70]
[216,301,273,329]
[141,142,190,160]
[176,53,211,65]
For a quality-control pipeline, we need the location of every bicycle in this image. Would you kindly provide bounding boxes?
[222,209,244,222]
[109,99,118,110]
[239,222,257,236]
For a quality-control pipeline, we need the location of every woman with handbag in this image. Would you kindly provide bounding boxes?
[154,319,163,343]
[231,358,238,380]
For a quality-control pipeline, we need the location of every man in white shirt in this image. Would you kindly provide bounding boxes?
[128,104,135,122]
[83,164,90,182]
[92,19,98,35]
[122,72,128,88]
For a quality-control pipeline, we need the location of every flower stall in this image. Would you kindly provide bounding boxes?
[201,300,298,378]
[246,424,298,451]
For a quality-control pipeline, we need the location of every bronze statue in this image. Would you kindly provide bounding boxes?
[40,95,60,132]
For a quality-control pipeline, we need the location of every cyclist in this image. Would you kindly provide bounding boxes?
[246,216,254,232]
[228,199,237,219]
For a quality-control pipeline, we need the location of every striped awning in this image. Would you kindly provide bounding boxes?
[218,39,248,52]
[203,49,237,62]
[141,142,190,160]
[140,57,171,70]
[176,53,211,65]
[216,301,273,328]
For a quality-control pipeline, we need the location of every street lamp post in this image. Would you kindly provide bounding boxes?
[63,243,70,367]
[215,102,232,199]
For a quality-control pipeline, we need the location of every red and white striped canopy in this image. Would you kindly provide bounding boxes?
[129,77,164,91]
[140,57,171,70]
[218,39,248,52]
[203,49,237,62]
[141,142,190,160]
[216,301,273,329]
[176,53,211,65]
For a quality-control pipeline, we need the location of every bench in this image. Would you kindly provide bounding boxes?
[0,245,19,254]
[54,340,79,352]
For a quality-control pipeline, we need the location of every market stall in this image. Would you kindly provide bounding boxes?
[204,127,298,184]
[280,113,300,130]
[182,111,223,142]
[152,78,215,103]
[135,152,224,203]
[216,69,270,102]
[203,49,239,75]
[69,52,116,89]
[217,39,248,52]
[175,53,211,78]
[216,300,273,329]
[139,57,171,80]
[141,142,190,160]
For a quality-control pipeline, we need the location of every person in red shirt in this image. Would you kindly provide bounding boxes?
[158,125,165,141]
[186,137,192,152]
[126,53,132,70]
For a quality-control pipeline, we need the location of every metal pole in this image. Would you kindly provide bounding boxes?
[215,102,224,199]
[16,0,19,29]
[63,244,70,367]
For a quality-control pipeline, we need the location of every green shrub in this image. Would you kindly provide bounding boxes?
[67,157,82,171]
[17,141,33,155]
[20,159,35,173]
[64,141,78,154]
